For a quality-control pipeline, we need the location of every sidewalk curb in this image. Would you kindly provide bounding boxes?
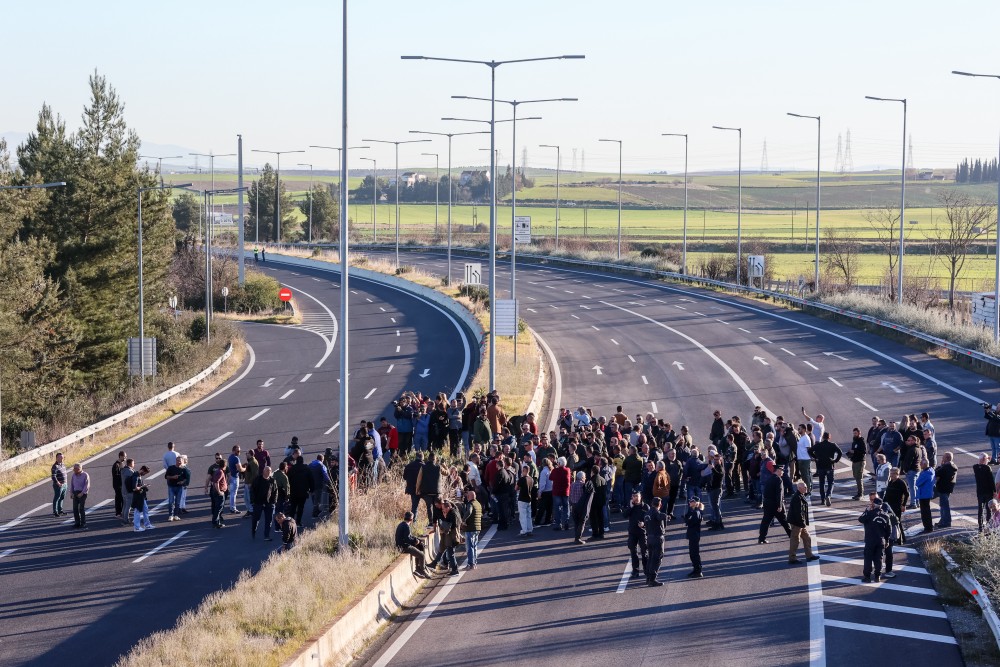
[942,548,1000,652]
[524,325,548,429]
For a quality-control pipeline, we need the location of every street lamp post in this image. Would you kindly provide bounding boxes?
[189,151,237,241]
[953,70,1000,341]
[539,144,562,249]
[297,163,314,242]
[361,138,432,268]
[661,134,688,273]
[139,154,182,188]
[712,126,743,285]
[599,139,623,258]
[403,53,585,392]
[0,181,66,451]
[865,96,907,304]
[359,157,377,242]
[421,152,440,236]
[410,129,490,284]
[251,148,305,243]
[787,113,822,291]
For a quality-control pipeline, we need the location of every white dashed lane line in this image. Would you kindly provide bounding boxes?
[628,355,636,362]
[133,530,190,564]
[591,326,600,331]
[829,377,843,387]
[364,388,377,399]
[854,397,877,411]
[641,376,649,385]
[738,327,751,333]
[759,337,772,344]
[0,504,47,533]
[0,548,16,559]
[324,421,341,435]
[300,373,312,383]
[780,347,797,356]
[803,361,819,370]
[249,408,269,421]
[387,364,394,374]
[395,345,401,353]
[61,499,111,524]
[571,314,580,319]
[280,390,295,400]
[203,431,233,448]
[610,339,619,346]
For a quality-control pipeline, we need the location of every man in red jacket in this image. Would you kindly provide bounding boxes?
[379,417,399,465]
[550,457,572,530]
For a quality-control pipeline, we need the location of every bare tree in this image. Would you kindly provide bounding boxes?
[863,204,901,301]
[928,190,996,309]
[821,228,861,290]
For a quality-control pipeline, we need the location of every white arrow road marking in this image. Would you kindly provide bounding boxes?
[828,377,843,387]
[855,397,878,411]
[279,389,295,400]
[261,378,275,387]
[882,381,904,394]
[300,373,312,383]
[672,361,685,370]
[641,375,649,385]
[754,356,769,366]
[204,431,234,448]
[324,421,341,435]
[364,388,377,399]
[133,530,189,564]
[419,369,431,378]
[824,352,849,361]
[803,361,819,370]
[0,504,47,533]
[248,408,269,421]
[593,366,603,375]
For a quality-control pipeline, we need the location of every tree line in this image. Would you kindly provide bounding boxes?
[955,157,999,184]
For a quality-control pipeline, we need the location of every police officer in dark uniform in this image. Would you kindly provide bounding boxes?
[624,491,649,578]
[643,497,668,587]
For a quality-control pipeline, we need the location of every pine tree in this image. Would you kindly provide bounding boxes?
[297,184,340,241]
[245,163,295,243]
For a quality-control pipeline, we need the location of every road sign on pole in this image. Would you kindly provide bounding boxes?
[464,262,482,285]
[514,216,531,244]
[748,255,765,278]
[495,299,518,336]
[279,287,292,302]
[128,337,157,377]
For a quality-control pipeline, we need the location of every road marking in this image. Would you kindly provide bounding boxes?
[610,338,619,346]
[366,297,373,303]
[290,272,300,276]
[954,446,981,459]
[325,421,341,435]
[780,347,796,356]
[300,373,312,383]
[828,377,843,387]
[396,345,401,353]
[390,317,397,323]
[387,364,395,374]
[715,318,729,325]
[0,504,48,533]
[364,388,377,399]
[738,327,752,334]
[261,377,275,387]
[641,376,649,385]
[0,548,15,559]
[654,298,666,304]
[615,560,633,593]
[204,431,234,448]
[248,408,269,421]
[803,361,819,370]
[279,389,295,400]
[580,304,591,310]
[61,498,111,525]
[592,326,600,331]
[146,498,170,516]
[820,574,936,595]
[372,525,498,667]
[882,381,904,394]
[820,536,917,555]
[823,619,956,644]
[312,277,322,281]
[759,337,772,344]
[581,295,591,299]
[628,355,636,362]
[571,314,580,319]
[133,530,190,564]
[753,356,769,366]
[674,305,687,310]
[824,352,849,361]
[694,311,706,316]
[564,290,574,294]
[651,401,658,413]
[854,397,877,411]
[527,296,536,301]
[820,553,928,575]
[546,285,556,289]
[147,469,166,481]
[549,305,558,309]
[612,288,626,293]
[527,308,537,313]
[379,306,386,312]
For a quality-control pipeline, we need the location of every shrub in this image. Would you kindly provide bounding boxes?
[227,272,283,313]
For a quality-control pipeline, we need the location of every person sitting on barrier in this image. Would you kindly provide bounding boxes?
[395,511,429,578]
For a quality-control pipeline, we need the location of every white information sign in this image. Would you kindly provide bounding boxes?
[495,299,518,336]
[514,216,531,244]
[748,255,765,278]
[464,262,482,285]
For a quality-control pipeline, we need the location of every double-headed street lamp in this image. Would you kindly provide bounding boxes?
[137,181,192,380]
[538,144,562,249]
[712,125,743,285]
[409,129,490,284]
[402,53,585,392]
[189,151,236,238]
[788,113,822,291]
[251,148,305,242]
[359,157,378,242]
[598,138,623,258]
[661,133,688,273]
[865,95,907,304]
[953,70,1000,341]
[360,138,432,269]
[297,163,314,242]
[139,154,182,188]
[0,181,66,448]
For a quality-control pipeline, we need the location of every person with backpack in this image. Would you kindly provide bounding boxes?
[859,496,891,582]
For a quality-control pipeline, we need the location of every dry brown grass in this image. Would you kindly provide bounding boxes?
[0,338,246,497]
[116,472,410,667]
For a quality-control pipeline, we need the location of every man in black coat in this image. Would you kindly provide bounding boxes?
[589,466,607,540]
[788,481,819,565]
[810,432,843,507]
[858,497,891,582]
[624,491,649,577]
[759,462,792,543]
[403,453,424,515]
[974,455,996,532]
[643,497,668,586]
[287,458,313,525]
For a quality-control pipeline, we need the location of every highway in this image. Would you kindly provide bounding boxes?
[0,260,477,667]
[359,246,992,667]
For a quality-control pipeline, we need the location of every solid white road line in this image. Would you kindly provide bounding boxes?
[204,431,234,448]
[0,504,47,533]
[820,536,917,555]
[249,408,269,421]
[823,619,956,644]
[854,398,878,411]
[324,421,341,435]
[61,498,112,525]
[300,373,312,383]
[133,530,190,564]
[615,560,632,593]
[803,361,819,370]
[819,553,928,575]
[364,388,377,399]
[279,389,295,400]
[532,330,563,434]
[372,525,498,667]
[820,574,936,595]
[829,377,843,387]
[387,364,395,374]
[641,376,649,385]
[0,548,15,559]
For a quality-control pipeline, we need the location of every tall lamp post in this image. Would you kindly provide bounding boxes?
[865,95,906,304]
[138,181,192,380]
[359,157,377,242]
[661,133,688,273]
[402,53,585,392]
[410,129,490,284]
[953,70,1000,341]
[189,151,236,239]
[297,163,314,242]
[712,125,743,285]
[538,143,562,249]
[421,152,440,236]
[360,138,432,268]
[251,148,305,243]
[788,113,822,291]
[139,154,182,188]
[598,138,623,258]
[0,181,66,451]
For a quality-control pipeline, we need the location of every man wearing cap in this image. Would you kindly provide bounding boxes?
[759,461,792,543]
[643,497,668,586]
[859,496,892,582]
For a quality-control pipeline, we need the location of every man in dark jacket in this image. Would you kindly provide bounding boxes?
[709,410,725,446]
[395,511,428,577]
[847,428,868,500]
[275,512,297,553]
[395,398,417,457]
[250,465,278,540]
[403,453,424,515]
[759,461,792,543]
[974,455,996,532]
[111,450,126,519]
[899,435,925,509]
[643,497,668,586]
[934,452,958,528]
[622,447,645,499]
[685,498,704,578]
[287,458,313,525]
[985,404,1000,464]
[416,453,442,526]
[788,481,819,565]
[859,497,891,582]
[624,491,649,577]
[810,432,843,507]
[590,466,607,540]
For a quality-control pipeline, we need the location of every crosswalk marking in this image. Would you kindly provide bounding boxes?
[824,619,956,644]
[822,595,947,618]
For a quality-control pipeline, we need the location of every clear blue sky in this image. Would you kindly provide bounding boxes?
[2,0,999,176]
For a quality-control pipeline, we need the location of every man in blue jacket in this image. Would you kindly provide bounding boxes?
[915,459,936,534]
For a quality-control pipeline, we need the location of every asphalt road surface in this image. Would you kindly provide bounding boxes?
[0,259,477,667]
[359,246,991,667]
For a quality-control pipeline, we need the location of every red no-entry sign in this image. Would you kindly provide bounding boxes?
[279,287,292,302]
